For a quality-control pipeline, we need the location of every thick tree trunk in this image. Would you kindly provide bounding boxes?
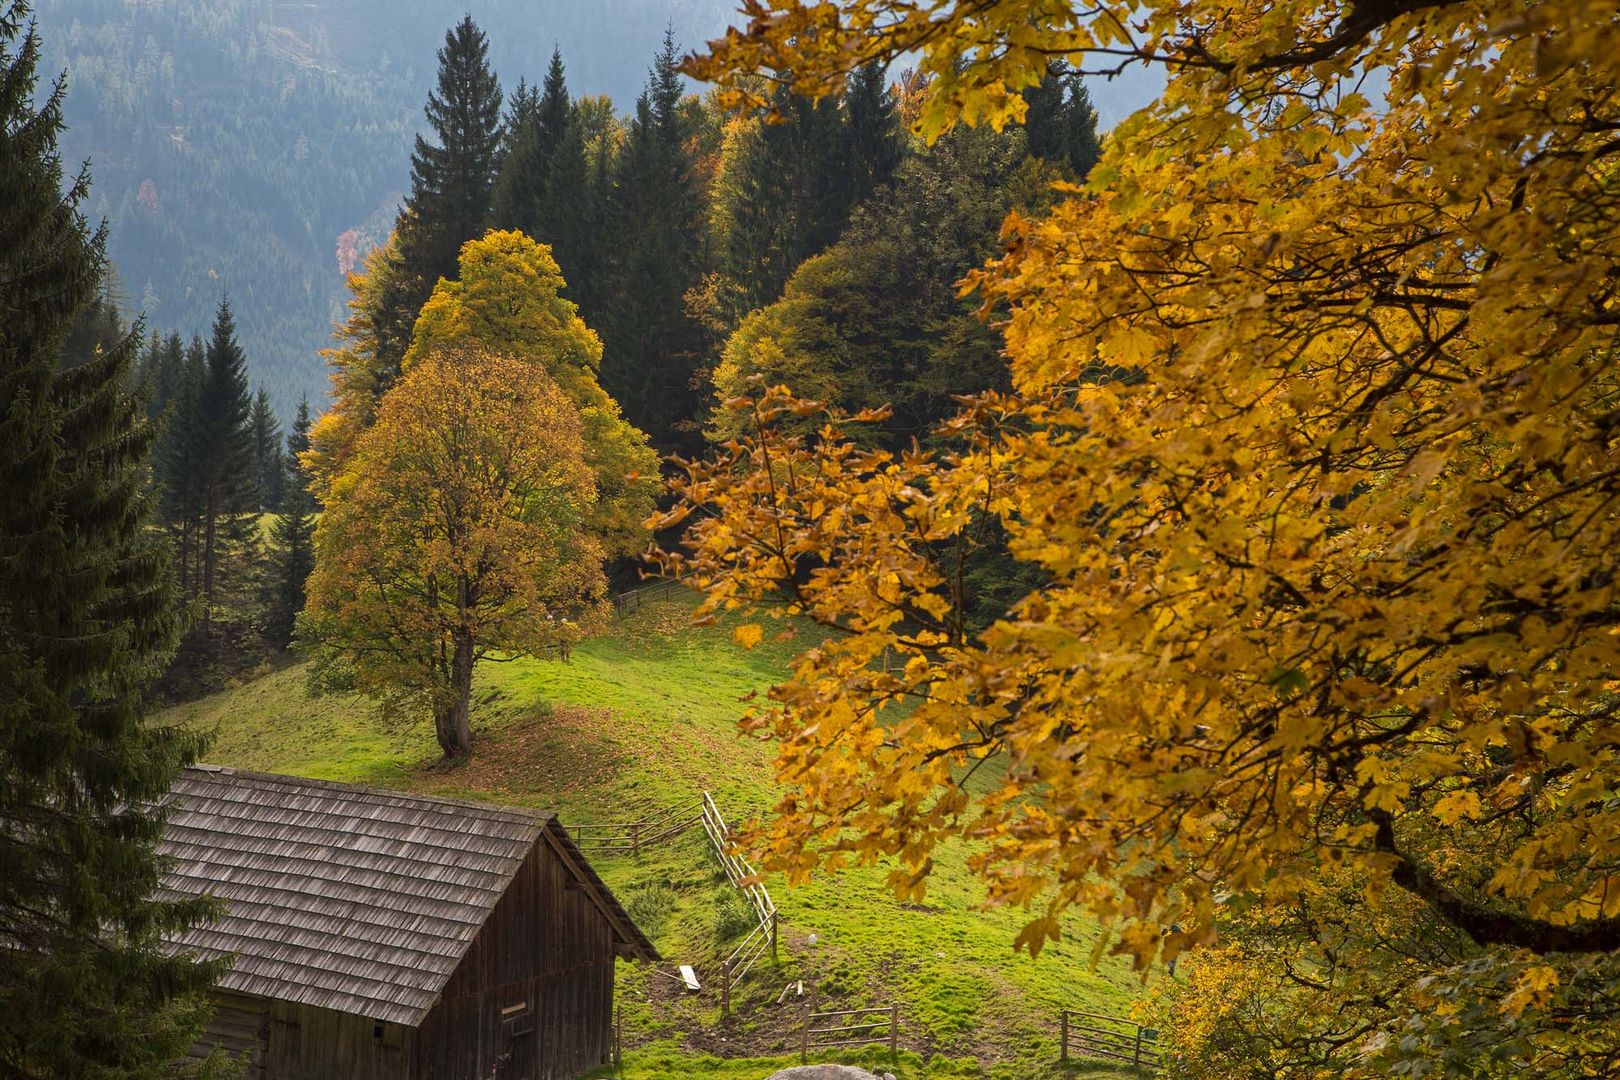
[434,630,475,757]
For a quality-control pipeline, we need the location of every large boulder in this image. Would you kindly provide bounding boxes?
[764,1068,892,1080]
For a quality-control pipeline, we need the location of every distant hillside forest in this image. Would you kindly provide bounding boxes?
[37,0,745,418]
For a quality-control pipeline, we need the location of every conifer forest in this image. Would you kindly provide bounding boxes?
[3,1,1618,1078]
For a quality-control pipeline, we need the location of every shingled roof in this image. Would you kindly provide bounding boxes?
[158,765,655,1026]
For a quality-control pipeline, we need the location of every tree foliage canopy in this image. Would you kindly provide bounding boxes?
[305,348,605,757]
[671,0,1620,1067]
[405,230,660,560]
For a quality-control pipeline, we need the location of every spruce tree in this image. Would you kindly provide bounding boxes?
[158,335,205,597]
[535,48,571,166]
[839,61,902,210]
[600,31,707,453]
[1023,62,1071,166]
[251,385,284,513]
[133,331,162,415]
[382,15,503,379]
[1064,79,1102,180]
[267,398,316,648]
[719,83,847,319]
[195,298,260,636]
[0,7,220,1075]
[577,105,618,324]
[541,105,591,297]
[151,330,184,418]
[1024,63,1103,181]
[489,79,542,236]
[488,49,587,290]
[57,283,123,370]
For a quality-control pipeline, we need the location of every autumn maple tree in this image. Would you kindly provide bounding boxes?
[309,230,659,559]
[304,347,604,757]
[665,0,1620,1068]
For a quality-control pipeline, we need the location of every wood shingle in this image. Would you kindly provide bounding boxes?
[160,766,565,1026]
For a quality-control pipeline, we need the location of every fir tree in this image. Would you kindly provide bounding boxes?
[159,335,206,597]
[251,385,284,513]
[195,298,260,635]
[1024,63,1102,181]
[600,31,707,453]
[489,79,542,235]
[266,398,316,648]
[838,61,902,211]
[719,83,848,319]
[0,7,220,1074]
[382,15,503,378]
[1063,79,1101,180]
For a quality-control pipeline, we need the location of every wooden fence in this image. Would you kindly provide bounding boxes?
[1059,1009,1161,1068]
[700,791,779,1014]
[800,999,899,1062]
[612,577,687,615]
[564,800,703,857]
[566,790,779,1013]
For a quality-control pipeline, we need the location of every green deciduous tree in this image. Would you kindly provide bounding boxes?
[305,348,605,757]
[710,124,1044,447]
[0,6,220,1073]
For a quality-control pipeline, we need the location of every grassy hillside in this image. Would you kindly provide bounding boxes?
[161,596,1158,1079]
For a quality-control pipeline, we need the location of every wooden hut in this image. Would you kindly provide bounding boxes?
[159,765,657,1080]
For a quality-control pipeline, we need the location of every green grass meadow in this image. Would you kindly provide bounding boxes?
[162,596,1158,1078]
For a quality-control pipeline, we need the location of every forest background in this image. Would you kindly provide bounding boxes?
[38,0,1159,420]
[50,2,1116,701]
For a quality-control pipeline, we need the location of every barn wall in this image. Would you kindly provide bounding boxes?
[186,990,270,1079]
[417,835,618,1080]
[264,1000,416,1080]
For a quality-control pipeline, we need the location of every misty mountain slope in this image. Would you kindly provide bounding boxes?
[39,0,739,416]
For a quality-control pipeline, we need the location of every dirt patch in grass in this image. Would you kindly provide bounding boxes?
[407,704,628,805]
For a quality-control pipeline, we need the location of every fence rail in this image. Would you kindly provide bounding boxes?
[700,790,779,1014]
[612,577,687,615]
[565,800,704,856]
[700,791,775,925]
[1059,1009,1160,1068]
[800,999,898,1062]
[565,789,779,1012]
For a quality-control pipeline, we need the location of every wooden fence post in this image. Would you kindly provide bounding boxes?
[800,988,817,1063]
[1133,1022,1144,1066]
[889,1003,899,1055]
[720,959,730,1018]
[631,821,641,858]
[1060,1009,1068,1061]
[770,909,779,963]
